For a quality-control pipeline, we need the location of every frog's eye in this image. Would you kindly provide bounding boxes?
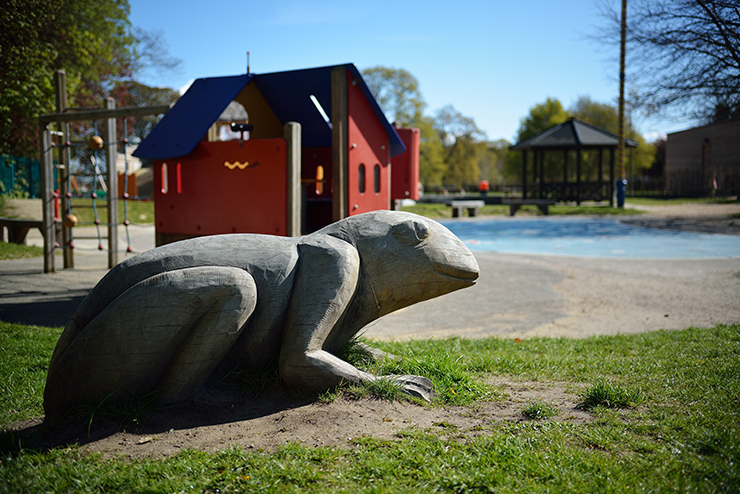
[392,220,432,245]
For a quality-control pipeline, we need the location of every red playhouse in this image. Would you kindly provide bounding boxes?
[134,63,419,246]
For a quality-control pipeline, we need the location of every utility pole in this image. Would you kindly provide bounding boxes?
[617,0,627,207]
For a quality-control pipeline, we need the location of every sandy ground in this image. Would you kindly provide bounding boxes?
[2,198,739,457]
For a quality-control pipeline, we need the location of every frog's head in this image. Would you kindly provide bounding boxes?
[318,211,479,316]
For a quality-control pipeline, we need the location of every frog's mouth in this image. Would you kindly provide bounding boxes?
[433,261,479,286]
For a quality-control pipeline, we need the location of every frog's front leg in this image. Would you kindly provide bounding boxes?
[278,237,437,401]
[44,266,256,421]
[279,235,374,389]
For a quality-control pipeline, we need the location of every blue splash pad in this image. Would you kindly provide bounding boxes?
[441,217,740,259]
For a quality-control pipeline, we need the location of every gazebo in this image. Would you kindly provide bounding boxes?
[510,119,637,206]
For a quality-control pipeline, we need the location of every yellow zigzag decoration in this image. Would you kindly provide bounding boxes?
[224,161,250,170]
[223,161,260,170]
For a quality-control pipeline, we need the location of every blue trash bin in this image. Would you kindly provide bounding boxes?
[616,179,627,207]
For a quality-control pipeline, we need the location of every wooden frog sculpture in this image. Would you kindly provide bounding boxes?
[44,211,479,420]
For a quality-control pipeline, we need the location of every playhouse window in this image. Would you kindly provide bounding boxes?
[161,162,169,194]
[358,164,366,193]
[373,164,380,194]
[315,165,324,195]
[176,162,182,194]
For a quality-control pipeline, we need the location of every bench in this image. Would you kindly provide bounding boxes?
[448,200,485,218]
[501,199,556,216]
[0,218,61,244]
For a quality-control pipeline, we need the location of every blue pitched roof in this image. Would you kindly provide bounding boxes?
[134,63,405,159]
[133,74,252,159]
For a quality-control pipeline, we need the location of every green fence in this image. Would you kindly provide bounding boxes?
[0,155,57,198]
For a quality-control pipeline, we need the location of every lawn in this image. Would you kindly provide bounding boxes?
[67,198,154,226]
[625,196,739,206]
[1,321,738,492]
[0,197,42,260]
[402,202,643,218]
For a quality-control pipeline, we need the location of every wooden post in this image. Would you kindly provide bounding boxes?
[521,150,528,199]
[617,0,627,207]
[39,123,55,273]
[284,121,302,236]
[609,147,616,207]
[105,98,118,268]
[576,147,582,205]
[55,70,74,268]
[563,149,568,201]
[598,148,604,201]
[331,67,348,222]
[538,149,544,199]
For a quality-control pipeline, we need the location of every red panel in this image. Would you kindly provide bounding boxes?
[347,72,391,215]
[154,139,287,237]
[390,127,420,201]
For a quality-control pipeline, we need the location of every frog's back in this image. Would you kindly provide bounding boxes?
[53,234,300,366]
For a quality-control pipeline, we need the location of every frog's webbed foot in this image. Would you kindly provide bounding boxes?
[379,374,437,402]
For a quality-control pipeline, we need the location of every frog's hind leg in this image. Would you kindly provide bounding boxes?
[44,266,257,421]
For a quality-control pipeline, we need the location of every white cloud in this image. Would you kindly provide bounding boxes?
[179,79,194,95]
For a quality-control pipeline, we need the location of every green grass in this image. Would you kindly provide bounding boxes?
[67,198,154,225]
[402,202,642,218]
[579,379,642,410]
[2,322,740,492]
[0,242,43,260]
[521,400,559,420]
[0,197,41,260]
[626,196,739,206]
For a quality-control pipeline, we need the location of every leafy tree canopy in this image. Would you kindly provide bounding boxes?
[0,0,181,157]
[362,66,425,125]
[515,97,570,142]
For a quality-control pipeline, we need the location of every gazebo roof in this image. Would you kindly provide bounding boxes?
[510,119,638,150]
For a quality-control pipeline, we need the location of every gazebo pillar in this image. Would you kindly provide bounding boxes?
[562,149,568,201]
[532,149,537,197]
[538,149,544,199]
[522,150,528,199]
[609,147,615,207]
[598,148,604,201]
[576,146,582,205]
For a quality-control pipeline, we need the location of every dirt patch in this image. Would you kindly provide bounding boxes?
[5,379,591,458]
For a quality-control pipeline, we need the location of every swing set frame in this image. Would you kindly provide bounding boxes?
[38,70,171,273]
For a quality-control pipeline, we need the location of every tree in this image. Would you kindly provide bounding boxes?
[362,66,446,187]
[120,81,180,142]
[478,139,511,185]
[433,105,486,188]
[415,116,447,186]
[515,98,570,141]
[598,0,740,122]
[362,66,425,125]
[0,0,181,157]
[570,96,656,174]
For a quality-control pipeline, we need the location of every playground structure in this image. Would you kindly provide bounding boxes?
[37,64,420,272]
[133,63,415,246]
[39,71,171,273]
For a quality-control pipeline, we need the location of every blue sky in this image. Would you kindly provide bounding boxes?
[129,0,695,143]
